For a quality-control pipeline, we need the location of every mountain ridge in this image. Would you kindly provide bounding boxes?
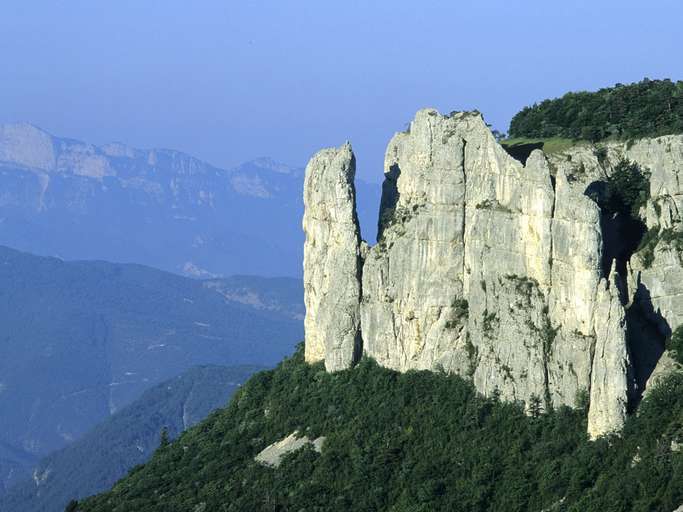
[0,122,381,278]
[0,364,259,512]
[0,244,303,491]
[62,81,683,512]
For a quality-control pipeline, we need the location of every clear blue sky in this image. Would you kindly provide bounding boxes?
[1,0,681,182]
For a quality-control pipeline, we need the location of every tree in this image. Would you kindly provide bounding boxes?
[668,325,683,364]
[604,159,650,218]
[528,394,542,418]
[491,129,506,142]
[575,388,590,414]
[159,427,170,448]
[508,78,683,142]
[65,500,79,512]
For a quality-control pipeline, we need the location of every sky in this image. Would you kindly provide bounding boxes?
[1,0,682,182]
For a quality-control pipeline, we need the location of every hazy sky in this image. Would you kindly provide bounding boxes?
[1,0,682,182]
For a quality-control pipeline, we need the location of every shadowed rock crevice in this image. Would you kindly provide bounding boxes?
[377,163,401,242]
[601,213,647,279]
[350,167,366,363]
[584,180,648,280]
[501,141,544,164]
[626,281,668,408]
[584,174,665,411]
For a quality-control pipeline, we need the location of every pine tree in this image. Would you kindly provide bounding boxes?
[528,394,542,418]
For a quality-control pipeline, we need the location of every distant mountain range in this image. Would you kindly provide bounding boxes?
[1,365,258,512]
[0,441,36,495]
[0,123,381,277]
[0,245,304,491]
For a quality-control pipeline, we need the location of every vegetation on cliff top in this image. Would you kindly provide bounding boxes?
[587,158,651,219]
[76,345,682,512]
[499,136,579,163]
[508,78,683,142]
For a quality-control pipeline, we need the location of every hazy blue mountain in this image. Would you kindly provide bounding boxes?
[0,442,37,493]
[0,123,381,278]
[204,275,305,320]
[0,245,303,491]
[0,365,260,512]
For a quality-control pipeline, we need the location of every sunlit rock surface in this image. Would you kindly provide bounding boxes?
[303,109,683,437]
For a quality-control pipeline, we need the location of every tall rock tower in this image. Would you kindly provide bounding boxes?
[302,143,363,372]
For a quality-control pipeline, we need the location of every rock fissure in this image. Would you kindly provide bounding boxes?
[460,137,468,296]
[542,156,558,410]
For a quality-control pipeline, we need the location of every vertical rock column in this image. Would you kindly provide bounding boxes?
[360,109,468,372]
[588,268,631,439]
[302,143,363,372]
[546,169,603,409]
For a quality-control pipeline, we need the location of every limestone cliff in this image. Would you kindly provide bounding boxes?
[588,268,630,439]
[303,108,682,438]
[547,135,683,395]
[303,143,363,371]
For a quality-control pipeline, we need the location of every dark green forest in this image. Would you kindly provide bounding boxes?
[508,78,683,141]
[77,345,682,512]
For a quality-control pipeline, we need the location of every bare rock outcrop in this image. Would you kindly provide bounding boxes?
[303,143,363,371]
[359,110,630,434]
[301,109,683,438]
[0,123,56,171]
[546,136,683,333]
[587,269,631,438]
[361,110,471,372]
[550,135,683,396]
[254,431,324,467]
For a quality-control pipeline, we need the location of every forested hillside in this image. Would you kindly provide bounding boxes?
[0,245,302,490]
[78,346,683,512]
[508,78,683,141]
[0,365,258,512]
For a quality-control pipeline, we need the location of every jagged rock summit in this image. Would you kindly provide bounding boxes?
[303,108,683,438]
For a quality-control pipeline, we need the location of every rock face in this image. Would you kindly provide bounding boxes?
[303,108,683,438]
[254,431,325,468]
[587,269,631,438]
[544,136,683,329]
[303,143,363,371]
[547,135,683,393]
[622,137,683,330]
